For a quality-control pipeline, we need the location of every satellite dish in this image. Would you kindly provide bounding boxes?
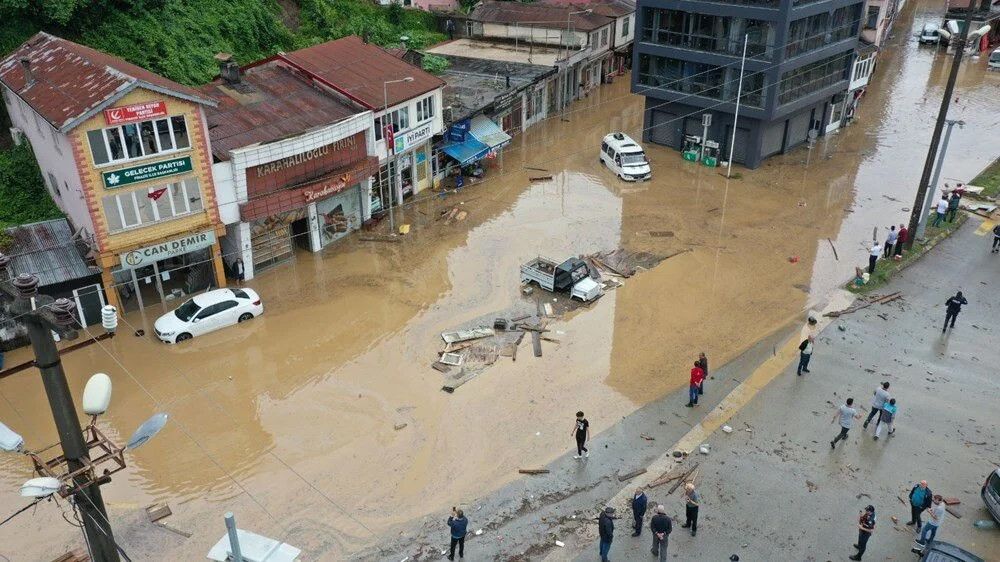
[82,373,112,416]
[20,477,62,498]
[126,413,168,450]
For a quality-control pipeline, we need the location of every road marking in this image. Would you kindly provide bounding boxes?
[974,220,995,237]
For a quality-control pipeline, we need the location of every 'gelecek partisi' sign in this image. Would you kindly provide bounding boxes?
[103,156,193,189]
[103,101,168,126]
[119,230,216,269]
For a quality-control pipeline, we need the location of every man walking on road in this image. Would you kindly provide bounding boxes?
[943,291,968,333]
[850,505,877,560]
[873,398,896,439]
[992,223,1000,253]
[598,506,615,562]
[571,411,590,459]
[650,505,672,561]
[831,398,860,448]
[696,352,708,395]
[907,480,933,530]
[447,508,468,560]
[685,361,705,407]
[863,382,891,429]
[681,482,700,537]
[631,488,647,537]
[797,335,814,375]
[918,495,947,545]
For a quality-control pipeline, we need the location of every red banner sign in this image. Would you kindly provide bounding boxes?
[302,174,353,203]
[103,101,168,126]
[384,124,395,154]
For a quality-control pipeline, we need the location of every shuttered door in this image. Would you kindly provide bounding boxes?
[725,126,750,164]
[786,111,812,149]
[684,116,703,138]
[649,111,678,148]
[761,121,785,157]
[251,225,293,271]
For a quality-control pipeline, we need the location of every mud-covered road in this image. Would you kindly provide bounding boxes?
[1,0,999,557]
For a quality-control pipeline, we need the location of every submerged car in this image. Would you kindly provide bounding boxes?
[154,288,263,343]
[600,132,651,181]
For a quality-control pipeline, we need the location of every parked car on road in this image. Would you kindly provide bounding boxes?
[154,288,263,343]
[917,540,984,562]
[600,132,651,181]
[988,48,1000,71]
[919,23,941,44]
[982,467,1000,522]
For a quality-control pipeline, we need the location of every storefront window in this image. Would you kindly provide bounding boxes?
[102,178,203,233]
[317,189,361,246]
[88,115,191,166]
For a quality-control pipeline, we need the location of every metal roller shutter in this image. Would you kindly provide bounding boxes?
[761,121,785,157]
[786,111,811,149]
[725,126,750,164]
[649,111,679,148]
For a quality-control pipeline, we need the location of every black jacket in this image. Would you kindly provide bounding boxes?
[599,512,615,541]
[945,295,968,314]
[799,339,812,352]
[909,485,933,509]
[650,513,672,535]
[632,493,648,517]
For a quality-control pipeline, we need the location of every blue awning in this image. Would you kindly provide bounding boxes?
[440,137,490,165]
[469,115,512,150]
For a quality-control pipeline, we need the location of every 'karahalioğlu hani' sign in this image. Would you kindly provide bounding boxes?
[103,156,193,189]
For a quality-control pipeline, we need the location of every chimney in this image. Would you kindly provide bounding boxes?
[214,53,240,85]
[19,57,34,87]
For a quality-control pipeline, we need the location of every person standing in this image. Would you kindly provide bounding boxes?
[868,241,881,274]
[873,398,896,439]
[598,506,615,562]
[918,495,947,545]
[884,225,898,259]
[649,505,672,562]
[446,18,456,41]
[685,361,705,407]
[571,411,590,459]
[947,190,961,222]
[696,352,708,395]
[933,195,948,227]
[681,482,700,537]
[906,480,933,530]
[831,398,860,448]
[863,382,891,429]
[631,488,648,537]
[943,291,968,333]
[894,224,907,261]
[797,335,814,375]
[447,508,468,561]
[991,223,1000,253]
[850,505,876,560]
[233,258,245,286]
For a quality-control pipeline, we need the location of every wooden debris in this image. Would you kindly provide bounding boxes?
[640,433,655,441]
[942,498,960,505]
[532,331,542,357]
[827,238,839,260]
[662,248,694,260]
[524,166,550,172]
[647,472,683,488]
[618,468,647,482]
[358,235,402,243]
[50,549,89,562]
[945,506,961,519]
[543,303,554,317]
[442,341,476,354]
[539,336,560,343]
[431,362,452,373]
[146,503,172,523]
[824,292,902,317]
[154,522,193,538]
[440,353,463,366]
[518,324,551,333]
[897,494,907,505]
[529,175,553,182]
[394,423,408,431]
[667,463,699,494]
[510,314,531,323]
[518,469,550,475]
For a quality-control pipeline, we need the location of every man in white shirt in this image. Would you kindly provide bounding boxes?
[868,241,881,274]
[918,495,947,545]
[864,382,891,429]
[933,196,948,227]
[831,398,861,448]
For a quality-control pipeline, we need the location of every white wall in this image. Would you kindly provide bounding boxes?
[374,87,445,162]
[615,14,634,49]
[212,161,238,225]
[3,85,96,245]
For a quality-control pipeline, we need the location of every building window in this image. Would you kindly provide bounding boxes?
[779,53,850,105]
[590,31,599,46]
[637,54,765,107]
[374,106,411,141]
[641,8,774,59]
[416,96,435,122]
[865,6,879,29]
[623,16,630,37]
[87,115,191,166]
[101,178,203,233]
[787,5,861,58]
[601,28,609,47]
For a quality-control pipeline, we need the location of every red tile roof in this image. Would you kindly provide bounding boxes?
[276,36,444,109]
[470,1,614,31]
[197,62,361,161]
[0,32,215,132]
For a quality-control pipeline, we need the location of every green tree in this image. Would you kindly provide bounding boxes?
[0,144,63,228]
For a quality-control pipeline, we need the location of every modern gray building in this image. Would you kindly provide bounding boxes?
[633,0,864,168]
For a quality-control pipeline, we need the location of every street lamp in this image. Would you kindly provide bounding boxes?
[563,9,593,121]
[915,118,964,241]
[382,76,415,232]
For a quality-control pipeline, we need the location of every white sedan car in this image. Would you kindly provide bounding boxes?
[154,288,263,343]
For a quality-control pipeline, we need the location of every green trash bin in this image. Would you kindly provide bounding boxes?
[683,151,700,162]
[702,156,717,167]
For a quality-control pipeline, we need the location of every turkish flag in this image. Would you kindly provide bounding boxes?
[384,123,395,154]
[148,187,168,201]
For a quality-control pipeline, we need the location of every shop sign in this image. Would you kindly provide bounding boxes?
[302,173,353,203]
[246,132,367,196]
[493,90,518,112]
[447,120,470,143]
[103,101,168,126]
[394,123,433,153]
[119,230,215,269]
[102,156,192,189]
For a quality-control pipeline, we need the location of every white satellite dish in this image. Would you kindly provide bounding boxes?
[20,477,62,498]
[126,413,168,450]
[82,373,112,416]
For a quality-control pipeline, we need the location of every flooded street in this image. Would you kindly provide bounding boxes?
[2,0,999,558]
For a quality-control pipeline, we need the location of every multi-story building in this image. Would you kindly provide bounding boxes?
[1,33,227,312]
[634,0,865,168]
[541,0,638,75]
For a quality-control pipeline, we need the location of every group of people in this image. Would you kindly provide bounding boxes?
[868,223,908,275]
[933,186,964,228]
[831,381,897,449]
[597,483,702,562]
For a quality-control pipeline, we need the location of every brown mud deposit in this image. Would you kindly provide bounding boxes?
[2,2,998,556]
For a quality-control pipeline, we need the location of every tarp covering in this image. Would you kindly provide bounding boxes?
[440,137,490,165]
[470,115,512,150]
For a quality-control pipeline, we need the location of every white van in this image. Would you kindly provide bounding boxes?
[600,132,651,181]
[989,48,1000,71]
[919,23,940,44]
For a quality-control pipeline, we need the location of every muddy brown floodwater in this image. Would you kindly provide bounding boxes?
[2,1,998,557]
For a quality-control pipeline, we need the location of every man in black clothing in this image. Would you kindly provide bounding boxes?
[850,505,876,560]
[447,508,468,561]
[598,506,615,562]
[696,352,708,395]
[649,505,672,562]
[906,480,933,530]
[570,411,589,459]
[631,488,648,536]
[943,291,968,332]
[992,224,1000,253]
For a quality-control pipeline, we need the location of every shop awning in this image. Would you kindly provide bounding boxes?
[440,137,490,165]
[469,115,512,150]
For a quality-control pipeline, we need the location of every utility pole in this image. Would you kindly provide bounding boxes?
[8,274,121,562]
[915,119,964,240]
[906,6,977,247]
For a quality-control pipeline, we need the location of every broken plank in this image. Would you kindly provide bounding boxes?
[532,331,542,357]
[518,324,551,333]
[529,175,553,182]
[431,362,452,373]
[518,469,549,475]
[524,166,550,172]
[618,468,647,482]
[647,473,682,488]
[539,336,560,343]
[942,498,961,505]
[945,507,962,519]
[358,236,402,243]
[667,463,699,494]
[441,327,495,344]
[510,314,531,323]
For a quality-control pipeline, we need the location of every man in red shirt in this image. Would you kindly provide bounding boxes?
[686,362,705,407]
[894,224,907,261]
